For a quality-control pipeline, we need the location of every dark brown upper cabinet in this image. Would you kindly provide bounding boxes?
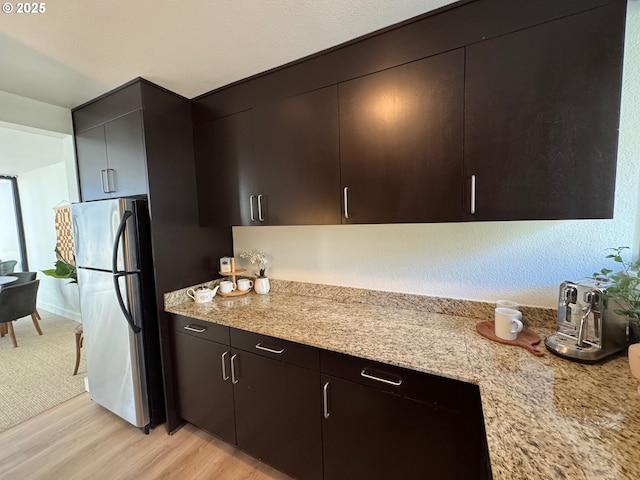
[192,0,626,226]
[463,1,626,221]
[196,86,341,226]
[250,85,340,226]
[75,110,147,201]
[194,110,252,227]
[339,49,465,224]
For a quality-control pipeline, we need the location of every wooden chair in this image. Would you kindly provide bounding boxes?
[73,324,84,375]
[0,279,42,347]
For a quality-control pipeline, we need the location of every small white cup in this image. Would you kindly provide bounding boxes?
[187,287,214,303]
[219,281,236,294]
[237,278,253,292]
[496,300,519,311]
[495,307,523,341]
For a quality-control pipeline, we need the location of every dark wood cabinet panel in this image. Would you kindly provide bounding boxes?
[74,110,147,201]
[251,85,341,226]
[321,350,490,480]
[73,81,142,133]
[464,2,625,220]
[194,110,252,226]
[172,330,236,444]
[192,0,615,124]
[75,125,108,202]
[339,49,465,223]
[321,374,462,480]
[233,350,323,480]
[104,110,148,198]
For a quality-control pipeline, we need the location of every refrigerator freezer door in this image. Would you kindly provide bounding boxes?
[78,268,150,428]
[71,197,143,273]
[72,199,124,271]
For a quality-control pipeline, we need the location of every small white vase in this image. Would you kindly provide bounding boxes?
[254,277,270,295]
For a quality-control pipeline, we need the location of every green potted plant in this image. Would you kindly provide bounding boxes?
[593,246,640,342]
[42,247,77,284]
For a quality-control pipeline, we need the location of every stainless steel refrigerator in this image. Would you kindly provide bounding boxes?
[71,196,164,433]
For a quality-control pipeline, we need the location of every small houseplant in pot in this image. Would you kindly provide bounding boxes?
[593,247,640,391]
[239,250,270,294]
[42,247,77,284]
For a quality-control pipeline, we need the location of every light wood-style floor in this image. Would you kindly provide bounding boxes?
[0,393,292,480]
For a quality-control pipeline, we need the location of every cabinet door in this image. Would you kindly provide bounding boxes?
[339,49,464,224]
[75,125,109,201]
[104,110,148,197]
[232,350,323,480]
[252,85,341,225]
[464,3,625,220]
[172,331,236,444]
[194,110,253,226]
[322,374,463,480]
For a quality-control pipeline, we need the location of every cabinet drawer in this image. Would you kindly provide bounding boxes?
[230,328,319,370]
[321,350,478,411]
[171,314,230,345]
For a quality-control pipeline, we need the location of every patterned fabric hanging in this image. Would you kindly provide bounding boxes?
[54,205,75,265]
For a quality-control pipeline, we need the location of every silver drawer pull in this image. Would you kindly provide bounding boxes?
[231,354,239,384]
[255,343,284,354]
[323,381,331,419]
[183,325,206,333]
[470,174,476,215]
[360,369,403,386]
[221,351,230,381]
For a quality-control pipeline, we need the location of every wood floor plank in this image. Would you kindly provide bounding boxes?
[0,393,293,480]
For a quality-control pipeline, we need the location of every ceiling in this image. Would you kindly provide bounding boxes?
[0,0,457,109]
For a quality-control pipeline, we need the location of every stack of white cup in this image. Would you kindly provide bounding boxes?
[495,300,523,340]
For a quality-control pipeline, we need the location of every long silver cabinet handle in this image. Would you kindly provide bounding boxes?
[470,174,476,215]
[100,170,108,193]
[257,194,264,222]
[221,351,230,381]
[323,381,331,419]
[230,354,239,384]
[250,195,256,222]
[105,168,116,193]
[360,368,403,386]
[183,325,206,333]
[255,343,284,354]
[343,186,350,219]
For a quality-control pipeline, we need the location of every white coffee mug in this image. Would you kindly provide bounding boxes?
[237,278,253,291]
[219,280,236,294]
[495,307,523,341]
[187,287,214,303]
[496,300,519,311]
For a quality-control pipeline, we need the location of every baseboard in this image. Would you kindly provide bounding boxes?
[37,301,81,322]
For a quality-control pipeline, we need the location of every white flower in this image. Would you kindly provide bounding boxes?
[239,250,269,277]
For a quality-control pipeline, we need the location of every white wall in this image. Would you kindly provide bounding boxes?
[18,161,80,321]
[0,90,72,135]
[233,3,640,309]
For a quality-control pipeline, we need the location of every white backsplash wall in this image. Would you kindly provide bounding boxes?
[233,3,640,309]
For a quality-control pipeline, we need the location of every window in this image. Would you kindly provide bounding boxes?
[0,175,28,272]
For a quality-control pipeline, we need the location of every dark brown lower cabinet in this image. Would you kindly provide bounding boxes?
[321,351,490,480]
[171,324,235,444]
[232,349,323,480]
[171,315,490,480]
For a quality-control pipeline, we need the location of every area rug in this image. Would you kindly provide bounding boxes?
[0,310,86,433]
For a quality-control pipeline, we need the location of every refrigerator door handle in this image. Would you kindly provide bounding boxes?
[112,210,142,334]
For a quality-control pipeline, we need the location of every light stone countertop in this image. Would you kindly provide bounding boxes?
[164,281,640,480]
